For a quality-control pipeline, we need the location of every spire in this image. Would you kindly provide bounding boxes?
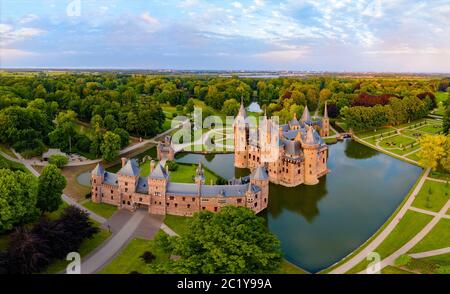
[293,112,297,120]
[301,105,312,124]
[237,96,247,118]
[195,161,205,183]
[323,101,328,119]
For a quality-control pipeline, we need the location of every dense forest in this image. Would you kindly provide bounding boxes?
[0,72,449,159]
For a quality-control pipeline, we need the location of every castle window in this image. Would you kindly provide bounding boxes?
[286,169,289,173]
[309,164,312,168]
[111,196,113,200]
[167,203,170,206]
[125,188,128,192]
[122,200,125,204]
[155,192,160,196]
[264,198,267,203]
[111,190,113,193]
[310,171,312,175]
[154,201,157,204]
[95,187,97,191]
[323,158,325,163]
[175,203,178,208]
[255,194,258,199]
[127,201,130,205]
[139,197,142,202]
[237,199,242,204]
[298,169,301,174]
[94,179,96,184]
[125,182,128,186]
[192,198,195,202]
[214,207,218,212]
[187,204,191,209]
[169,196,174,200]
[202,207,206,210]
[159,202,161,205]
[182,197,185,201]
[254,202,257,207]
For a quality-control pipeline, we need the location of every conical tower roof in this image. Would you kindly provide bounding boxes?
[301,105,312,123]
[323,101,328,119]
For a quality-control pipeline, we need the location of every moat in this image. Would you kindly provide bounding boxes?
[175,140,422,273]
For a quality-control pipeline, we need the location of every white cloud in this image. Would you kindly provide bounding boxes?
[18,14,38,24]
[0,24,44,46]
[362,0,383,18]
[231,2,242,9]
[254,46,309,61]
[140,12,161,32]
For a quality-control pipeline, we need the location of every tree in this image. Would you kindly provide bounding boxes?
[0,169,39,232]
[417,134,447,170]
[104,114,118,130]
[222,98,240,116]
[185,98,195,114]
[150,206,282,274]
[48,154,68,168]
[7,227,50,274]
[37,164,66,213]
[90,114,103,129]
[50,110,77,153]
[113,128,130,148]
[100,131,121,161]
[58,206,99,246]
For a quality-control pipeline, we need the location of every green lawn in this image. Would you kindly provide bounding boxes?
[164,214,192,235]
[99,235,170,274]
[44,202,69,221]
[409,218,450,253]
[416,124,442,134]
[346,210,433,273]
[433,92,449,116]
[402,253,450,274]
[406,152,421,162]
[411,180,450,212]
[82,200,118,218]
[170,163,219,184]
[381,265,415,274]
[276,260,309,274]
[378,135,416,150]
[44,221,111,273]
[421,252,450,267]
[429,170,450,181]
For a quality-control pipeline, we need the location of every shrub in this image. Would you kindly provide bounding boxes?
[215,178,228,185]
[140,251,156,264]
[48,154,68,167]
[395,254,412,267]
[154,230,174,253]
[437,265,450,274]
[166,160,178,171]
[85,192,92,199]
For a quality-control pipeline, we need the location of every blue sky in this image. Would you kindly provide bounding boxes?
[1,0,449,72]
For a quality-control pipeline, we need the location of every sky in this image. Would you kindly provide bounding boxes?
[1,0,449,72]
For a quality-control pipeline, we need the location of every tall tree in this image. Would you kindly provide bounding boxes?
[100,131,121,161]
[37,164,66,213]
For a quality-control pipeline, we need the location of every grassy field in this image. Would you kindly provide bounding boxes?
[433,92,449,116]
[409,218,450,253]
[411,180,450,212]
[140,161,220,184]
[81,200,118,219]
[43,221,111,273]
[381,265,415,274]
[402,253,450,274]
[346,210,433,273]
[99,236,170,274]
[164,214,192,235]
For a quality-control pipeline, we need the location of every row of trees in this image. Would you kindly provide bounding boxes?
[341,95,429,130]
[418,134,450,172]
[0,206,98,274]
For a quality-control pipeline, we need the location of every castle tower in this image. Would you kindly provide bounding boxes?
[302,125,320,185]
[117,159,140,209]
[148,162,169,215]
[248,165,269,212]
[321,101,330,137]
[91,163,104,203]
[234,98,248,168]
[195,162,205,185]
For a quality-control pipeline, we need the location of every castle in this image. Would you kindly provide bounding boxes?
[234,102,330,186]
[91,102,329,216]
[91,159,269,216]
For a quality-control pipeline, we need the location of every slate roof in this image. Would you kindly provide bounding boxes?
[150,163,168,179]
[92,163,105,176]
[250,166,268,181]
[136,176,149,194]
[118,159,140,176]
[104,172,118,186]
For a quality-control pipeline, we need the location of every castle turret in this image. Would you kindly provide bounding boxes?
[148,162,169,215]
[248,165,269,212]
[321,101,330,137]
[301,105,312,125]
[302,125,320,185]
[117,159,140,209]
[195,162,205,185]
[234,98,248,168]
[91,163,104,203]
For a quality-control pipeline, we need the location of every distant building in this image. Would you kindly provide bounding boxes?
[91,159,268,216]
[247,101,263,113]
[157,136,174,160]
[42,148,67,161]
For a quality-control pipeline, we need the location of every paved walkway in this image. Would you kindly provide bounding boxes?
[409,247,450,259]
[409,206,450,219]
[79,210,146,274]
[363,198,450,273]
[329,168,431,274]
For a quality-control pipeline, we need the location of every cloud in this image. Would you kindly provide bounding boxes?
[18,14,39,24]
[0,24,44,46]
[231,2,242,9]
[254,46,309,61]
[0,48,38,60]
[362,0,383,18]
[140,12,161,31]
